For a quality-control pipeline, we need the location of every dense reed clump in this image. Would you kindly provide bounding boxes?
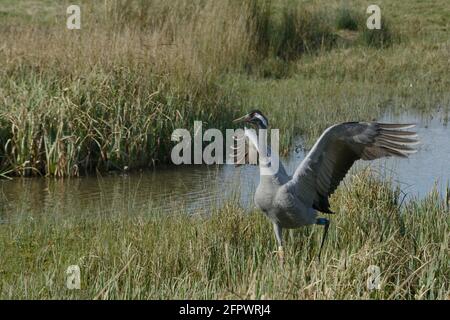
[335,6,361,31]
[250,0,336,61]
[0,0,338,177]
[360,18,395,49]
[334,5,395,48]
[0,171,448,299]
[1,0,447,178]
[0,0,257,177]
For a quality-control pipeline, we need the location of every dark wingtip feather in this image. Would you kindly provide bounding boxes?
[378,134,420,145]
[312,203,335,214]
[376,138,418,152]
[375,123,420,158]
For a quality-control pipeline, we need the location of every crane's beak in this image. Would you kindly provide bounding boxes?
[233,114,250,123]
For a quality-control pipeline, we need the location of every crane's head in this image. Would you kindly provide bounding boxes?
[233,110,268,129]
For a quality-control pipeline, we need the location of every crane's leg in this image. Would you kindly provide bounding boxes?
[273,223,284,263]
[316,218,330,260]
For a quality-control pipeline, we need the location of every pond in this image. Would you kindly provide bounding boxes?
[1,110,448,221]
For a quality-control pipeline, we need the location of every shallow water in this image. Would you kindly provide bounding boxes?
[373,110,449,199]
[1,110,448,220]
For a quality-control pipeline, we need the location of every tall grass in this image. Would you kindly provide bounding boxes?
[336,6,360,31]
[0,0,341,177]
[0,0,256,176]
[335,5,395,48]
[0,0,448,177]
[0,171,448,299]
[250,1,336,61]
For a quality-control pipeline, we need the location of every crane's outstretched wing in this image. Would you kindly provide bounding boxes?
[288,122,419,213]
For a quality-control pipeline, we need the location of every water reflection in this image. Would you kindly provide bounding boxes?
[373,109,449,198]
[0,110,448,220]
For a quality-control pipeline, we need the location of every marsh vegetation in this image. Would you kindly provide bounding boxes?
[0,0,449,299]
[0,0,448,176]
[1,171,448,299]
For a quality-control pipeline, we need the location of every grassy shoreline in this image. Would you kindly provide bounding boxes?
[1,0,449,177]
[0,171,448,299]
[0,0,448,301]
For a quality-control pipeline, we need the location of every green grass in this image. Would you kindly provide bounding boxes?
[0,171,448,299]
[0,1,449,299]
[360,19,395,48]
[336,7,360,31]
[0,0,449,176]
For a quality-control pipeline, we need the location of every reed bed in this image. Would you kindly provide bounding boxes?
[0,0,448,301]
[0,171,448,299]
[3,0,448,177]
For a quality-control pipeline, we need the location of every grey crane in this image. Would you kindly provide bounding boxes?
[233,110,419,260]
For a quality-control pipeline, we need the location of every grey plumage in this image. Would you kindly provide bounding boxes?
[233,111,419,259]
